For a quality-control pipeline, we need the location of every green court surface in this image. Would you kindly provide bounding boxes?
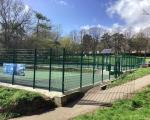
[0,66,111,92]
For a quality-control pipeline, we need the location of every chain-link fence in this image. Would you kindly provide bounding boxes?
[0,49,145,93]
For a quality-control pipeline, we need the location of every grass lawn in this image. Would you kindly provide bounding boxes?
[109,67,150,88]
[0,86,55,120]
[74,67,150,120]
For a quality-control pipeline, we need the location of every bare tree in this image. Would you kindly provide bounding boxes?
[70,30,78,42]
[101,33,112,49]
[82,34,94,53]
[132,33,148,53]
[0,0,32,48]
[111,33,126,54]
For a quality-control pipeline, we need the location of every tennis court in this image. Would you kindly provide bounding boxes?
[0,65,111,91]
[0,49,144,93]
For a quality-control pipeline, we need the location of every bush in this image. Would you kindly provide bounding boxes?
[131,100,143,109]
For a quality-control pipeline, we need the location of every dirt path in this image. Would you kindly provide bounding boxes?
[12,75,150,120]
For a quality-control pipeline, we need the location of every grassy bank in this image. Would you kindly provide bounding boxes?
[75,85,150,120]
[109,67,150,88]
[74,67,150,120]
[0,87,56,120]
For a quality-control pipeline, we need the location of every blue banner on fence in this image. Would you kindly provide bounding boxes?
[3,63,26,76]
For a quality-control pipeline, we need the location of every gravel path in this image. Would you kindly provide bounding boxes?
[11,75,150,120]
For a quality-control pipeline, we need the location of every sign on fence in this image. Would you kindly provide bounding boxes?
[3,63,26,76]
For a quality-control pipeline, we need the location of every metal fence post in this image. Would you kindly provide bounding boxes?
[109,54,111,80]
[135,57,137,68]
[12,49,16,85]
[133,56,134,69]
[125,55,127,71]
[129,55,131,71]
[130,56,132,70]
[123,54,125,71]
[136,57,137,68]
[121,55,123,72]
[49,48,52,91]
[92,51,96,85]
[80,51,83,90]
[97,54,99,68]
[102,54,104,82]
[118,56,121,76]
[114,55,117,79]
[134,56,136,69]
[33,49,37,89]
[138,58,139,67]
[131,56,132,70]
[62,48,65,93]
[131,56,133,69]
[136,57,138,68]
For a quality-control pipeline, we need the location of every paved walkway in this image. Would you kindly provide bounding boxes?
[12,75,150,120]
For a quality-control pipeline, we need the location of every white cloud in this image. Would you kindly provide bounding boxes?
[107,0,150,33]
[80,23,127,34]
[52,0,68,6]
[80,25,91,30]
[80,0,150,36]
[80,24,108,30]
[59,0,68,6]
[24,5,29,12]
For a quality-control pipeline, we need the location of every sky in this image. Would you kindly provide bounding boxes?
[23,0,150,35]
